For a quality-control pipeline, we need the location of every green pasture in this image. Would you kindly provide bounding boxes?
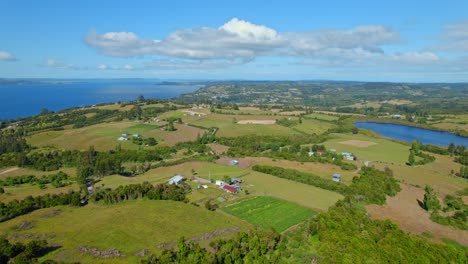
[304,113,339,121]
[223,196,316,232]
[0,200,246,264]
[324,133,410,164]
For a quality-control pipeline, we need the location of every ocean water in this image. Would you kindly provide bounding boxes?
[0,80,202,120]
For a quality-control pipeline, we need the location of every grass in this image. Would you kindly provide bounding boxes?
[98,161,342,211]
[126,123,160,133]
[243,157,357,185]
[304,113,339,121]
[28,120,206,150]
[323,133,467,197]
[190,113,300,137]
[0,167,76,178]
[372,162,467,197]
[0,200,246,264]
[1,184,80,203]
[99,161,246,189]
[324,133,410,164]
[292,119,336,134]
[223,196,316,232]
[242,171,343,211]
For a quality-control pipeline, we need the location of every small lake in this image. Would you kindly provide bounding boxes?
[355,122,468,147]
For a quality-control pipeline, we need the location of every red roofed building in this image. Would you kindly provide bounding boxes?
[222,185,239,193]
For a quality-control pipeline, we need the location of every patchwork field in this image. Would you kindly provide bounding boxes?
[237,119,276,125]
[224,157,358,184]
[0,200,247,264]
[189,114,298,137]
[242,171,343,211]
[98,161,342,211]
[304,113,339,121]
[28,121,205,150]
[223,196,316,232]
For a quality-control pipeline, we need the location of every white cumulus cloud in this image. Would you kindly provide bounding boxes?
[0,51,17,61]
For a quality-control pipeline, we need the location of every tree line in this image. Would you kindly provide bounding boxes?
[252,165,348,195]
[0,171,70,188]
[0,191,81,222]
[90,182,187,204]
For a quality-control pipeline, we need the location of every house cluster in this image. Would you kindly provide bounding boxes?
[183,111,207,117]
[214,178,243,194]
[341,152,355,161]
[308,149,326,156]
[117,132,140,141]
[308,149,355,161]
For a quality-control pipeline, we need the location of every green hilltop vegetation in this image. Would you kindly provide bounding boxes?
[0,84,467,263]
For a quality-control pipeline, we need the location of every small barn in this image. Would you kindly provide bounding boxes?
[117,136,128,141]
[332,173,341,182]
[222,184,241,193]
[168,175,185,185]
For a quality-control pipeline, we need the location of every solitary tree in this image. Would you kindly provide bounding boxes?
[448,142,456,156]
[423,185,441,211]
[408,150,415,166]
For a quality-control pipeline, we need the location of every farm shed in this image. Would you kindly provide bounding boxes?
[332,173,341,182]
[222,184,240,193]
[168,175,185,185]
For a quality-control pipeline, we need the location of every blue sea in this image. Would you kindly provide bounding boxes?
[0,79,202,120]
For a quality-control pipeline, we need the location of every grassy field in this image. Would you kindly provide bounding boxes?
[28,120,205,150]
[372,162,467,197]
[241,157,358,185]
[223,196,316,232]
[292,118,336,134]
[304,113,339,121]
[0,184,80,203]
[0,167,77,178]
[0,200,247,264]
[242,171,343,211]
[324,133,410,164]
[190,114,296,137]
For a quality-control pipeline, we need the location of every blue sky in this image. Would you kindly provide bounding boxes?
[0,0,467,81]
